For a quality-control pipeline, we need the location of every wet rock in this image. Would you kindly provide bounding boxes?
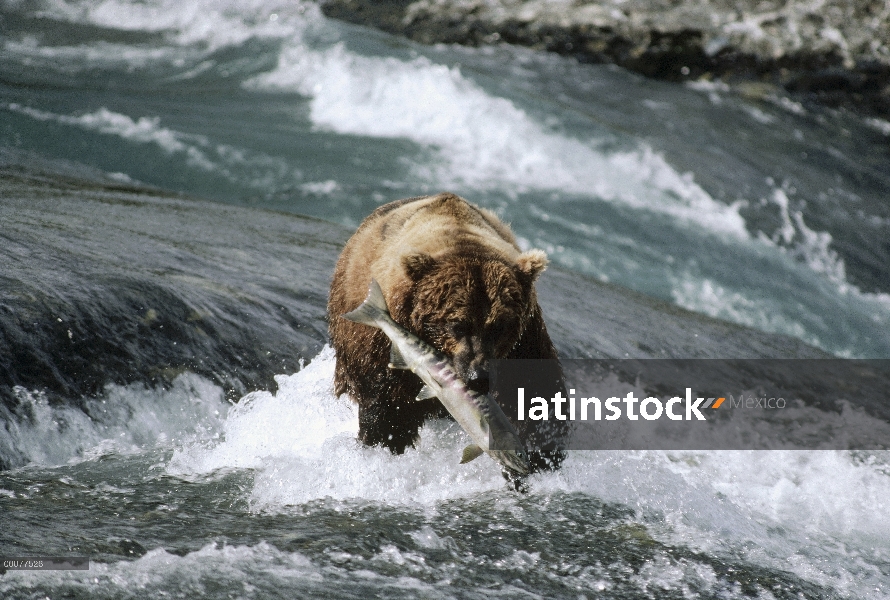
[0,158,345,412]
[320,0,890,117]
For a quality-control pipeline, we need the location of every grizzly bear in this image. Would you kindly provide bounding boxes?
[328,193,566,472]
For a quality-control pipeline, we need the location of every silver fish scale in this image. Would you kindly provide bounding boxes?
[430,359,489,417]
[412,339,495,424]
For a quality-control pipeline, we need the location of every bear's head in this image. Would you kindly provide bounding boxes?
[398,248,548,393]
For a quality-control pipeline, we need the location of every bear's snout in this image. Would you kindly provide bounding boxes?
[465,367,490,394]
[454,349,490,394]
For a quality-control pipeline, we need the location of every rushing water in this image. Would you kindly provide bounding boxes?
[1,1,889,598]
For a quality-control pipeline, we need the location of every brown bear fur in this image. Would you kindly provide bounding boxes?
[328,193,565,471]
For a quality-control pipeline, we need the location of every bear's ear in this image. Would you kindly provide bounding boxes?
[515,249,548,282]
[402,252,436,281]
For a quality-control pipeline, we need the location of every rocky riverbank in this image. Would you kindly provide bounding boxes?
[320,0,890,117]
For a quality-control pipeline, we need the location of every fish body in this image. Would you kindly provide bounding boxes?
[341,279,530,477]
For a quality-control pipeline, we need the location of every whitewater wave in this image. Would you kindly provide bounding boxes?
[247,42,748,239]
[167,346,507,505]
[33,0,317,49]
[0,373,227,469]
[4,103,298,187]
[4,339,860,594]
[0,540,736,599]
[16,0,890,355]
[166,348,890,539]
[2,343,888,597]
[7,103,217,169]
[11,0,749,239]
[163,346,890,598]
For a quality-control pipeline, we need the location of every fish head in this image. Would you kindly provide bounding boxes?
[496,448,531,477]
[403,251,547,394]
[489,417,531,476]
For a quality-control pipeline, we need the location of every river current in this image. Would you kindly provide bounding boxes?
[1,1,889,598]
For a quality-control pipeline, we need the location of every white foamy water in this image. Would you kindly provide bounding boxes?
[3,102,298,187]
[72,0,890,355]
[548,450,890,599]
[14,0,890,359]
[0,543,326,598]
[3,2,890,597]
[0,373,227,469]
[670,270,823,344]
[163,348,890,596]
[1,347,888,597]
[0,540,752,599]
[14,0,750,240]
[168,346,508,506]
[765,187,846,285]
[668,184,890,357]
[2,37,200,70]
[36,0,311,49]
[6,103,218,170]
[248,42,748,239]
[0,538,757,599]
[166,348,890,521]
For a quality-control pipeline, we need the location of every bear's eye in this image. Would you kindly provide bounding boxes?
[448,322,470,338]
[487,316,517,342]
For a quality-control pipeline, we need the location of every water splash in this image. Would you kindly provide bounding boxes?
[249,42,748,238]
[0,373,227,469]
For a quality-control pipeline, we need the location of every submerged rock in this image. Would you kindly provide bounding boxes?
[0,159,344,414]
[321,0,890,117]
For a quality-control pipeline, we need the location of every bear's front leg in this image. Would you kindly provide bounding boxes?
[353,369,437,454]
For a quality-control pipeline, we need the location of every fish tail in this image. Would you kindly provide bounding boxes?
[341,279,392,327]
